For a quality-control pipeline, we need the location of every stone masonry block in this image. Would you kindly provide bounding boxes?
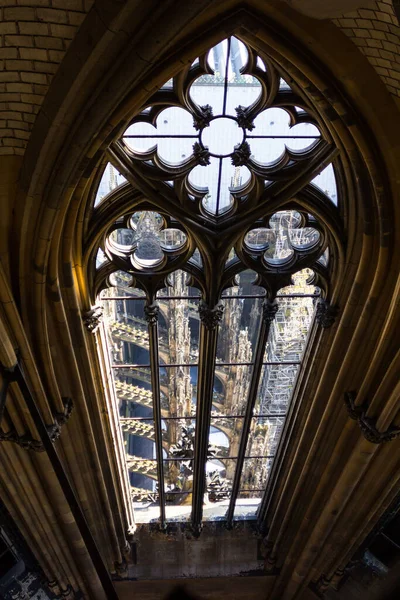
[37,8,69,24]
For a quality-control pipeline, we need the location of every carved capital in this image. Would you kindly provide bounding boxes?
[231,141,251,166]
[345,391,400,444]
[198,302,224,330]
[315,299,338,328]
[235,105,255,130]
[193,142,211,166]
[144,303,159,325]
[262,300,278,324]
[193,104,213,130]
[114,557,128,577]
[83,305,103,333]
[0,397,71,452]
[55,397,74,426]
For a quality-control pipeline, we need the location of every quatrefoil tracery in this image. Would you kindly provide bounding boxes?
[119,36,331,219]
[92,36,338,303]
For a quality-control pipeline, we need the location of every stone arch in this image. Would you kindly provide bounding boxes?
[3,2,399,598]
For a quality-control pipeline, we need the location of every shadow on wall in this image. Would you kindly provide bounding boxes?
[165,587,200,600]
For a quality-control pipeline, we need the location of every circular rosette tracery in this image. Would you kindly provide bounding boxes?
[229,210,326,291]
[113,35,335,222]
[98,211,199,297]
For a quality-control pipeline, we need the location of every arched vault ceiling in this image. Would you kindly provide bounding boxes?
[0,0,399,157]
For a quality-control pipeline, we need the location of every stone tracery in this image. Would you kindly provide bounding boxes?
[88,35,340,530]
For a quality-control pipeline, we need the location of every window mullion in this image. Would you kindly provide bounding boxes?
[191,301,224,533]
[226,299,278,527]
[144,302,166,529]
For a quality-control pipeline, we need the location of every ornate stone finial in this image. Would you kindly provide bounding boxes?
[198,302,224,330]
[262,300,278,324]
[83,305,104,333]
[231,141,251,166]
[235,105,255,130]
[315,299,338,328]
[144,303,159,325]
[192,142,211,166]
[345,391,400,444]
[193,104,213,130]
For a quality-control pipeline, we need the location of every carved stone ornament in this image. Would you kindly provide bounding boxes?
[192,141,211,166]
[231,141,252,166]
[55,397,74,425]
[345,391,400,444]
[0,397,73,452]
[198,302,224,330]
[0,424,60,452]
[235,105,255,130]
[193,104,213,130]
[83,305,104,333]
[114,557,128,577]
[315,299,339,328]
[262,300,279,324]
[144,303,159,325]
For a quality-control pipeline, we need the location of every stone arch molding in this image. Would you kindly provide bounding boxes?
[4,2,400,599]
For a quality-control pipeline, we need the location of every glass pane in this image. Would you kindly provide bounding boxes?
[279,268,317,295]
[245,416,284,457]
[233,490,263,519]
[226,41,262,113]
[127,458,158,505]
[162,419,196,460]
[131,490,160,523]
[190,40,227,114]
[159,366,198,417]
[264,295,315,362]
[249,108,319,165]
[217,273,264,364]
[157,269,201,298]
[218,159,251,215]
[254,364,297,416]
[123,108,197,160]
[94,162,126,206]
[164,459,194,495]
[115,367,153,418]
[101,276,143,299]
[203,458,237,521]
[189,155,220,215]
[105,299,150,365]
[312,163,337,205]
[211,365,253,416]
[124,430,156,460]
[165,492,192,522]
[209,417,244,458]
[240,457,272,491]
[158,298,200,365]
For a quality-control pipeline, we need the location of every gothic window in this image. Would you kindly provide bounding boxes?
[87,36,339,531]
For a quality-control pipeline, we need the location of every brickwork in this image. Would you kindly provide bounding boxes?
[0,0,94,156]
[332,1,400,96]
[0,1,399,157]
